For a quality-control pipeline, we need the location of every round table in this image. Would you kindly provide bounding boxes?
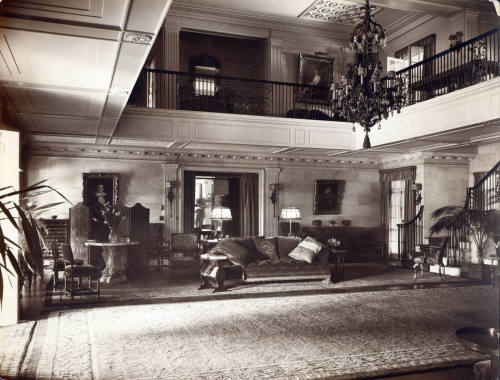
[456,327,499,379]
[85,241,139,283]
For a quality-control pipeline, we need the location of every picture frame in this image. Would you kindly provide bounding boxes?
[298,54,335,102]
[83,173,119,208]
[313,179,346,215]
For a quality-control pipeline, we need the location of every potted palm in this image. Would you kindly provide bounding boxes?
[0,180,71,304]
[430,206,500,282]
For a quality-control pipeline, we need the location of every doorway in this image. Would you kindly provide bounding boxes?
[183,171,258,237]
[388,180,405,259]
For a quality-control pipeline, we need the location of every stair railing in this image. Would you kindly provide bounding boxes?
[397,205,424,261]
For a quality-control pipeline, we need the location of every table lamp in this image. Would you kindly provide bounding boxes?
[210,206,232,239]
[280,207,301,236]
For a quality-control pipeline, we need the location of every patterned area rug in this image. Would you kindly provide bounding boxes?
[23,286,496,379]
[46,264,473,309]
[0,321,35,378]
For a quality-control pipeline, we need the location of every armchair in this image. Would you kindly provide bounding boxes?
[166,233,201,278]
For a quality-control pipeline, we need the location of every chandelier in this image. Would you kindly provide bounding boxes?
[331,0,406,148]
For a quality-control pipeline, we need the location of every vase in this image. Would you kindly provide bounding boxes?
[108,228,119,243]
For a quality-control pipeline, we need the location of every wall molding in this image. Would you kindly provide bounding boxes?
[26,142,381,169]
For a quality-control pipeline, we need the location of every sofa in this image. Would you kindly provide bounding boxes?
[204,236,337,289]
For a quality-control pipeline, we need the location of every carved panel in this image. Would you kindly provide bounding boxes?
[299,0,380,24]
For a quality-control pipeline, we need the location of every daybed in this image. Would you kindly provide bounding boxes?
[203,236,337,290]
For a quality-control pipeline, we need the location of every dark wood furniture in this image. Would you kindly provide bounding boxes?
[51,240,83,286]
[166,233,201,278]
[456,327,498,380]
[329,248,347,282]
[62,243,100,300]
[199,253,230,292]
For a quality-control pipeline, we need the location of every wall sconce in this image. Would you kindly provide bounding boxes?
[411,183,422,205]
[166,180,176,217]
[269,183,280,217]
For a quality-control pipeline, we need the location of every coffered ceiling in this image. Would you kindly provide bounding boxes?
[0,0,172,143]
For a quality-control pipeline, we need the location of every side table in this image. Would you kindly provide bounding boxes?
[329,248,348,282]
[199,253,230,292]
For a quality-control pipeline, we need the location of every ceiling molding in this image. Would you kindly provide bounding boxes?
[26,141,380,169]
[380,151,475,167]
[168,3,351,40]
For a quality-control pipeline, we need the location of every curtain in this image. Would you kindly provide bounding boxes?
[228,178,240,237]
[183,171,195,233]
[240,173,258,237]
[379,166,416,258]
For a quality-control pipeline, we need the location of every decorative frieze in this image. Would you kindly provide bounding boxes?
[27,142,379,168]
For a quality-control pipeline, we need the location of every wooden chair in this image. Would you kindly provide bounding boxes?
[51,240,82,287]
[166,233,201,278]
[414,236,449,279]
[61,243,100,300]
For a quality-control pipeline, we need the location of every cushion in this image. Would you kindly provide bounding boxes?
[276,237,301,259]
[230,237,256,252]
[252,237,278,261]
[208,239,258,267]
[288,237,323,264]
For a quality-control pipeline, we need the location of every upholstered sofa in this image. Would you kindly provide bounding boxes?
[205,236,336,289]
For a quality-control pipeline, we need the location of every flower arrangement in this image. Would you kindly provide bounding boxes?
[327,237,341,248]
[92,202,125,242]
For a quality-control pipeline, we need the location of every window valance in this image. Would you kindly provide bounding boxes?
[379,166,416,183]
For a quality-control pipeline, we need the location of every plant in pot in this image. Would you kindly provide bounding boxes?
[430,205,500,282]
[0,180,72,303]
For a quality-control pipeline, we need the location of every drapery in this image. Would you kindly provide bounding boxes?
[228,178,241,237]
[240,173,259,237]
[379,166,416,258]
[183,171,196,233]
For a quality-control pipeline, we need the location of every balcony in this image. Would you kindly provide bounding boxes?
[124,28,499,152]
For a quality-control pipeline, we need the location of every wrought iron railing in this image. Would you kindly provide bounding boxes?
[384,27,500,107]
[397,205,424,260]
[128,28,499,120]
[444,160,500,266]
[128,69,340,121]
[466,160,500,211]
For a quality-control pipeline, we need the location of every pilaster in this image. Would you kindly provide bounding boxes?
[464,9,479,41]
[163,24,181,109]
[265,167,282,236]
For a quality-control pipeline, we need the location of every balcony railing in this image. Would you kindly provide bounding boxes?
[128,69,340,121]
[128,28,500,120]
[386,27,500,106]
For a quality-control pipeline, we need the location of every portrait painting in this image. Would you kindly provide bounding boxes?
[298,54,335,102]
[83,173,119,208]
[313,179,345,215]
[83,173,119,240]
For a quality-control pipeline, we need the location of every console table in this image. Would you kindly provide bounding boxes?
[85,240,139,283]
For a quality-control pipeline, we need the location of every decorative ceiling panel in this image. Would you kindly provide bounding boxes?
[299,0,380,24]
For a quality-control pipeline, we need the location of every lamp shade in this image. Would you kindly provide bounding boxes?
[210,206,232,220]
[280,207,301,220]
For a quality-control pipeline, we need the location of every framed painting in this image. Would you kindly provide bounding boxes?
[313,179,345,215]
[298,54,335,102]
[83,173,119,208]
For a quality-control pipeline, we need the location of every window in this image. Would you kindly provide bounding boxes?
[387,34,436,72]
[189,54,221,97]
[194,65,218,96]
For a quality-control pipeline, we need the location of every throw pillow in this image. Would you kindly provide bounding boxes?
[288,236,323,264]
[208,239,258,267]
[252,236,278,261]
